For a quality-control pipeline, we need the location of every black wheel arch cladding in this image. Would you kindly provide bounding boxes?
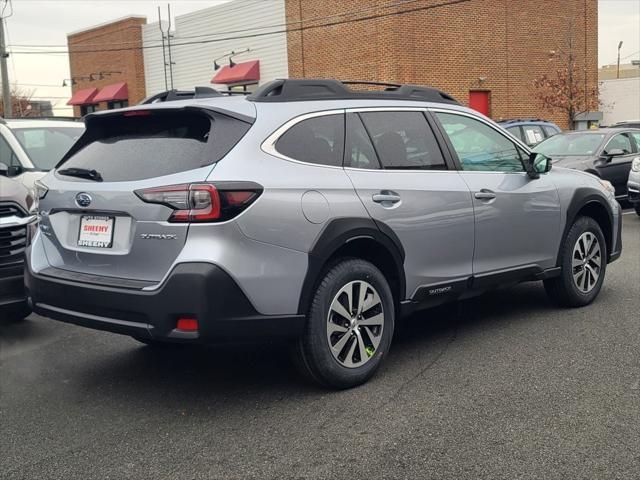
[558,187,615,265]
[297,217,406,315]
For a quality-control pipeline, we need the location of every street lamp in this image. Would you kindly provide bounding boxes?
[617,41,623,79]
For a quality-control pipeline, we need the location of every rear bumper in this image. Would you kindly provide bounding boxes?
[25,262,305,343]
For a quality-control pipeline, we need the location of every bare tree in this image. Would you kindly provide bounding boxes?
[0,86,35,117]
[532,22,599,129]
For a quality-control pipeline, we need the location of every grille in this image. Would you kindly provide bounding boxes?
[0,203,27,268]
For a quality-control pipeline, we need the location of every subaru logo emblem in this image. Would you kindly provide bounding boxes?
[76,192,92,208]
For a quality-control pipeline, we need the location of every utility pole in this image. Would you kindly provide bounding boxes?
[616,41,623,79]
[0,15,12,117]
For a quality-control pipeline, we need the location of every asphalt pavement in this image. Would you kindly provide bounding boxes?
[1,211,639,479]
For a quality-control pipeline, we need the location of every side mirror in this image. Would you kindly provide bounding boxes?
[527,153,551,179]
[0,162,8,176]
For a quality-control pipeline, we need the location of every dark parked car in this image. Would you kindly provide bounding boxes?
[498,118,561,147]
[534,128,640,200]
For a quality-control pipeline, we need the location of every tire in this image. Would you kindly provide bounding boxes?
[293,258,395,389]
[635,205,640,216]
[544,216,607,307]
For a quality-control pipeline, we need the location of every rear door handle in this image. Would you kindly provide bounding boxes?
[474,189,496,200]
[372,192,401,204]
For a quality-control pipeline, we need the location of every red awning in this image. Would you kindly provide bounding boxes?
[211,60,260,85]
[67,87,98,106]
[94,82,129,102]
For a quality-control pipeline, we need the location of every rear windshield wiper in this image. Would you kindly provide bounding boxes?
[57,167,103,182]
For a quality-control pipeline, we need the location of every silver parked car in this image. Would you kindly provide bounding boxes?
[0,174,37,321]
[26,80,622,388]
[0,117,85,190]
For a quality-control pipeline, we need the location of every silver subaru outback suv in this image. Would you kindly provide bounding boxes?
[26,80,622,388]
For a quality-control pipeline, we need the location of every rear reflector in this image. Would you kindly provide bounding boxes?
[135,182,262,223]
[176,317,198,332]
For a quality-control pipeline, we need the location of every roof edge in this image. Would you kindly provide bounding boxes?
[67,15,147,38]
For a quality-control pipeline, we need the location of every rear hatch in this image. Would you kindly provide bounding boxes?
[37,106,252,283]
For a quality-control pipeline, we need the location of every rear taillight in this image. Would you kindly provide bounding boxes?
[134,182,262,223]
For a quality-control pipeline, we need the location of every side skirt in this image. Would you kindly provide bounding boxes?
[401,265,561,317]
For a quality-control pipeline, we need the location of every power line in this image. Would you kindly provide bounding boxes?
[8,0,429,50]
[8,0,474,55]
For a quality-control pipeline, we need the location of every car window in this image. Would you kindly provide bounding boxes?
[435,112,524,172]
[275,114,344,167]
[0,134,19,170]
[604,133,633,154]
[358,111,446,170]
[12,127,84,171]
[534,133,605,156]
[631,132,640,149]
[60,111,249,182]
[506,126,523,141]
[344,113,380,169]
[521,125,545,146]
[543,125,559,138]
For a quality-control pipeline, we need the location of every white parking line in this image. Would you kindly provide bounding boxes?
[622,211,636,215]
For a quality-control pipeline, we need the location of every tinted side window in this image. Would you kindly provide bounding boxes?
[631,132,640,151]
[436,112,524,172]
[344,113,380,169]
[275,114,344,167]
[543,125,560,138]
[506,126,523,141]
[604,133,633,154]
[359,112,446,170]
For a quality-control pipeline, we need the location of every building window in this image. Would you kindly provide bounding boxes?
[80,104,98,116]
[107,100,129,110]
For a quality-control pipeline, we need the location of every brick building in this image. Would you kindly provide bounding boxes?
[67,16,147,117]
[285,0,598,129]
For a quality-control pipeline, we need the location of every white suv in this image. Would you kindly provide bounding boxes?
[0,118,85,190]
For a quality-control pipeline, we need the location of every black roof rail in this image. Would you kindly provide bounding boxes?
[140,87,250,105]
[246,79,461,105]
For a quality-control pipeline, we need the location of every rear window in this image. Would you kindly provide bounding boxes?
[58,110,250,182]
[275,114,344,167]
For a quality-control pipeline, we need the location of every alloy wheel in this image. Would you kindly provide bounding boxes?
[572,232,601,294]
[326,280,384,368]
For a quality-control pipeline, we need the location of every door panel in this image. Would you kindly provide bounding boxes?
[347,169,475,295]
[459,172,562,273]
[598,132,637,196]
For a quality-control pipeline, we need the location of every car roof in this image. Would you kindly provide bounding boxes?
[498,119,557,126]
[560,128,640,135]
[5,118,84,129]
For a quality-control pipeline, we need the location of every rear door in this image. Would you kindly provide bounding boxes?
[37,108,251,282]
[344,109,475,300]
[432,110,561,277]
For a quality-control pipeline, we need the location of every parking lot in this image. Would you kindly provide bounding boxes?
[1,211,638,479]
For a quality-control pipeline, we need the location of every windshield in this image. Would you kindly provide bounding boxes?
[13,126,84,170]
[534,133,605,156]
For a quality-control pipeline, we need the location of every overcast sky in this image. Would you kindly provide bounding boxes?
[3,0,639,115]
